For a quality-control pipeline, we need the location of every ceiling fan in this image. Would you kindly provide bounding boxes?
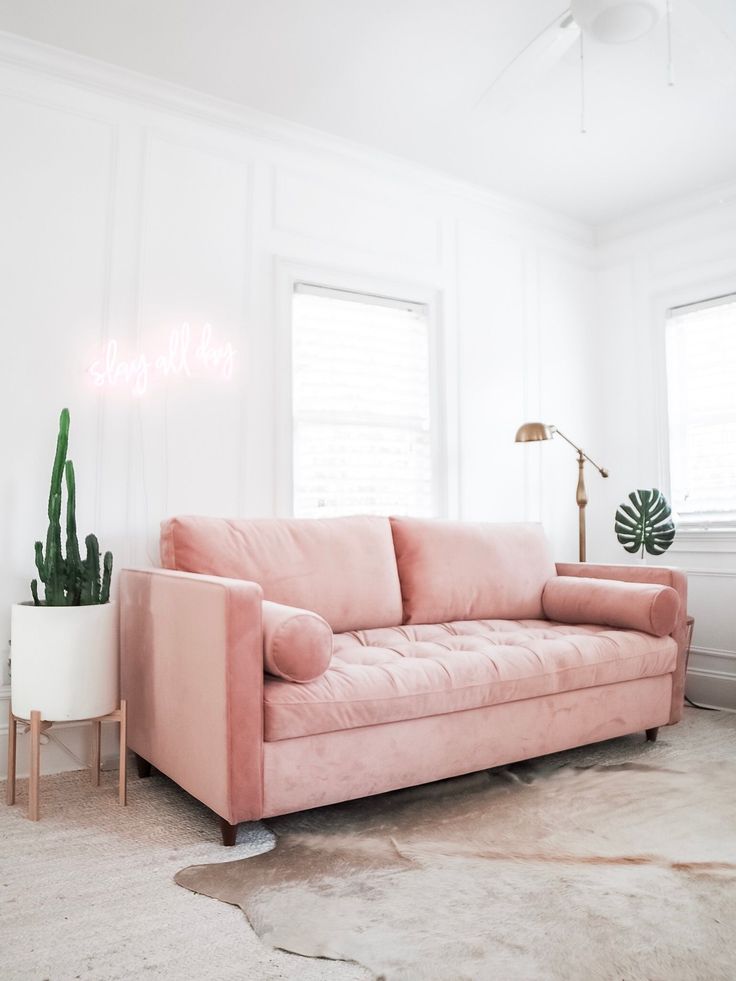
[476,0,734,113]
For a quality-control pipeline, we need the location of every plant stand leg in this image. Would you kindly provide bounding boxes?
[6,704,16,806]
[220,817,238,846]
[29,710,41,822]
[119,700,127,807]
[646,727,659,743]
[91,720,101,787]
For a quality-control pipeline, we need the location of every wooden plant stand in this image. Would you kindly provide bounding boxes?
[5,699,127,821]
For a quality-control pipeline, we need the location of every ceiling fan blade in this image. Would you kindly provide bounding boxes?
[690,0,736,45]
[475,8,580,112]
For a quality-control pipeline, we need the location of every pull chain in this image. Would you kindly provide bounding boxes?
[580,31,587,134]
[666,0,675,86]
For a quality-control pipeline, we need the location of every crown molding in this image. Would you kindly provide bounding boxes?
[0,30,593,249]
[595,177,736,248]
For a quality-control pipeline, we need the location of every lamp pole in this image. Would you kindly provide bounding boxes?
[553,428,608,563]
[576,449,588,562]
[514,422,608,564]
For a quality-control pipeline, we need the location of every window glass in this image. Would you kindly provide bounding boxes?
[292,284,435,518]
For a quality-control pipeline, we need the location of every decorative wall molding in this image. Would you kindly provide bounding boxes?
[0,29,597,779]
[0,30,592,249]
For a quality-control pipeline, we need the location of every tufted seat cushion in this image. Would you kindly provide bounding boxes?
[263,619,678,742]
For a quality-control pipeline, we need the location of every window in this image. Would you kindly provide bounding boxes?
[291,283,436,518]
[666,294,736,525]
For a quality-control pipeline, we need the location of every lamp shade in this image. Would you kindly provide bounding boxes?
[570,0,665,43]
[515,422,555,443]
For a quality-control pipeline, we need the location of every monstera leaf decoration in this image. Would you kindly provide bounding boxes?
[615,488,676,557]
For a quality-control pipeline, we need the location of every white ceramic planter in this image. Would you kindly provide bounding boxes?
[10,602,119,721]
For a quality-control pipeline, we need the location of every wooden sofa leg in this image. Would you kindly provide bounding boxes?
[135,754,152,778]
[645,727,659,743]
[220,817,238,846]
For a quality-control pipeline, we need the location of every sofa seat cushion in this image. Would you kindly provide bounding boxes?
[263,619,678,741]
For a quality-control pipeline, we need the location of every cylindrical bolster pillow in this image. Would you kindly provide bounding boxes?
[261,600,333,683]
[542,576,680,637]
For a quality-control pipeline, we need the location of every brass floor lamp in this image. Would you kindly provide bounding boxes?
[515,422,609,562]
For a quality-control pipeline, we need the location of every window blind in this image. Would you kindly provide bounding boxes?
[666,294,736,522]
[292,284,435,518]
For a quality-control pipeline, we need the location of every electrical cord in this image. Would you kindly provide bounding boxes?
[15,723,112,772]
[684,694,719,711]
[46,731,93,769]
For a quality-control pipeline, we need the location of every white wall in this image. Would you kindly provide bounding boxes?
[591,188,736,711]
[0,34,595,776]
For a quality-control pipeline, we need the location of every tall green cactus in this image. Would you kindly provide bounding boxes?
[31,408,113,606]
[64,458,82,604]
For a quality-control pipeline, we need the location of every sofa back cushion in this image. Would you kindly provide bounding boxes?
[389,517,556,624]
[161,515,403,633]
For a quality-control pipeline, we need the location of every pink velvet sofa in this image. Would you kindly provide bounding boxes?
[120,516,689,845]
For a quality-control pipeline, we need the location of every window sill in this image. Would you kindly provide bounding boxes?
[670,525,736,553]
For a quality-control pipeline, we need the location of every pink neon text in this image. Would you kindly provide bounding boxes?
[88,323,235,395]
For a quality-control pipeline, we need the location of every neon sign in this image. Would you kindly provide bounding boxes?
[89,323,235,396]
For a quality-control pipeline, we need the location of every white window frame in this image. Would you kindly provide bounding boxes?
[654,277,736,548]
[274,259,453,520]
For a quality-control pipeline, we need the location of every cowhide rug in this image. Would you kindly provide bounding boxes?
[176,709,736,980]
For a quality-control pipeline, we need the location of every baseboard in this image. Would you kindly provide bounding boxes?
[685,669,736,712]
[686,647,736,711]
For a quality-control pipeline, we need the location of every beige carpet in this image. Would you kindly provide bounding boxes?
[176,709,736,981]
[2,710,735,980]
[0,763,367,980]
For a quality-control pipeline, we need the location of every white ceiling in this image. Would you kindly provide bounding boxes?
[0,0,735,225]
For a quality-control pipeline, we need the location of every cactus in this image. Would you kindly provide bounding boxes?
[100,549,113,604]
[81,534,100,606]
[64,459,82,604]
[31,408,113,606]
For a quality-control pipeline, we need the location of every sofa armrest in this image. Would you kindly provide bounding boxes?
[555,562,689,723]
[120,568,263,824]
[555,562,687,607]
